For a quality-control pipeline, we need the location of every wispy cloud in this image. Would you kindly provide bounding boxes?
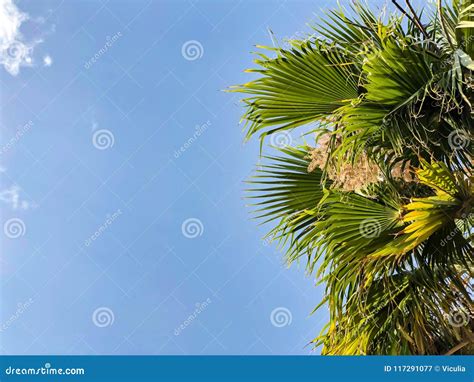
[0,0,47,76]
[0,184,30,210]
[0,167,33,210]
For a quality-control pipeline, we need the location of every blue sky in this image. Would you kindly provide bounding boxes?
[0,0,425,355]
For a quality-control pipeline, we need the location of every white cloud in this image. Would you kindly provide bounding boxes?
[43,54,52,67]
[0,184,30,210]
[0,168,32,210]
[0,0,42,76]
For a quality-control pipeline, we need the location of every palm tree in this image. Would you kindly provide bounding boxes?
[231,0,473,355]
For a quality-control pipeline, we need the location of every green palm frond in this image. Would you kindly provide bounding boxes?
[314,0,399,52]
[454,0,474,57]
[233,0,474,355]
[245,147,326,265]
[363,39,434,106]
[370,161,473,259]
[246,146,324,224]
[315,264,473,355]
[228,42,359,142]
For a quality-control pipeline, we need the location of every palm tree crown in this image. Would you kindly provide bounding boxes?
[231,0,473,355]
